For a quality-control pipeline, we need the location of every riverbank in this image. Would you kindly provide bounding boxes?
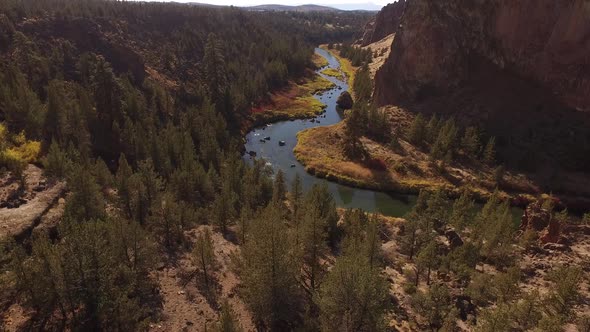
[246,71,335,131]
[319,45,356,89]
[294,107,541,206]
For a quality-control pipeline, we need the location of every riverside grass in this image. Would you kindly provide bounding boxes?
[250,73,335,125]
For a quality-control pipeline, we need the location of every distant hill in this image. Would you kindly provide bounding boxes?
[245,4,339,12]
[330,3,382,11]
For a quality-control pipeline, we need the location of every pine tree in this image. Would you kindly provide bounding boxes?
[343,105,366,159]
[353,64,372,102]
[450,189,474,231]
[416,240,439,285]
[43,139,70,179]
[298,206,328,304]
[272,169,286,203]
[425,114,441,144]
[411,283,454,331]
[317,242,389,332]
[461,126,481,158]
[408,113,426,146]
[305,184,339,247]
[483,137,496,165]
[216,299,243,332]
[64,164,105,221]
[192,228,216,294]
[240,204,301,329]
[290,173,303,220]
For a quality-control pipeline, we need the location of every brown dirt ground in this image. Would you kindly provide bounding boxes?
[150,225,254,332]
[0,165,66,240]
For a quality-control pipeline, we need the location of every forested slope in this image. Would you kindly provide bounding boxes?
[0,1,374,330]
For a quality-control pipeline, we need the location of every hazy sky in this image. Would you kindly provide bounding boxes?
[131,0,390,10]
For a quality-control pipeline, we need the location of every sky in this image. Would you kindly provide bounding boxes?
[130,0,390,10]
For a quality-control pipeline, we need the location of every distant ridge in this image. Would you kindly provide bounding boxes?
[244,4,339,12]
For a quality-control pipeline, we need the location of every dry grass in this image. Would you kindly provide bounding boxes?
[361,33,395,79]
[312,52,329,68]
[319,45,357,89]
[294,106,541,203]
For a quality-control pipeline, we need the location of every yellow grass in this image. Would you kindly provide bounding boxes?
[312,53,329,68]
[319,45,358,96]
[321,68,343,79]
[294,119,540,203]
[249,73,334,126]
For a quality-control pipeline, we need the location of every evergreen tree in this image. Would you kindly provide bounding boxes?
[461,126,481,158]
[290,173,303,220]
[343,104,366,159]
[192,228,216,294]
[43,138,70,179]
[450,189,474,231]
[305,184,340,247]
[317,242,389,332]
[240,204,302,329]
[408,113,426,146]
[483,137,496,165]
[411,283,454,331]
[216,299,243,332]
[425,114,441,144]
[416,240,439,285]
[353,64,372,102]
[298,206,329,305]
[272,169,286,203]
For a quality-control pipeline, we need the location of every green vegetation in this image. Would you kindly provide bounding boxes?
[250,74,334,125]
[320,67,342,79]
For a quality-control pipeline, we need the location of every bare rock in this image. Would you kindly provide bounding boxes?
[336,91,353,110]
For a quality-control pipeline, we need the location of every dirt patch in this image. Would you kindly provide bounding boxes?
[0,165,66,241]
[151,225,254,332]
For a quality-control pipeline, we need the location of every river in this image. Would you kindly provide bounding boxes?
[243,48,524,221]
[243,48,417,216]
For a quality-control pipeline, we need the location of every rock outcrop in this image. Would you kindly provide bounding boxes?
[359,0,407,46]
[373,0,590,112]
[520,201,561,244]
[336,91,353,110]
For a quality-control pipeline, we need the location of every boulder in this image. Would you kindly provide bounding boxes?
[520,200,561,244]
[336,91,353,110]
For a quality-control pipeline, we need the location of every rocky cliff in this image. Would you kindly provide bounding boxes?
[359,0,406,46]
[374,0,590,112]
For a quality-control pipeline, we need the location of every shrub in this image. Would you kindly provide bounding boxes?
[366,157,387,171]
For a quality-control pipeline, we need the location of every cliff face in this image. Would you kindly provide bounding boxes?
[374,0,590,112]
[359,0,407,46]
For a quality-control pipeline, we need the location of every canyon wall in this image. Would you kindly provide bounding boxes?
[373,0,590,112]
[359,0,406,46]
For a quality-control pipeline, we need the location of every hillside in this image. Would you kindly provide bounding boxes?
[245,4,338,12]
[372,0,590,173]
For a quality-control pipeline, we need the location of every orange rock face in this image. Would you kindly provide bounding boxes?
[359,0,407,46]
[373,0,590,112]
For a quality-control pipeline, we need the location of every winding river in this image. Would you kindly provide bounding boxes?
[243,48,417,216]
